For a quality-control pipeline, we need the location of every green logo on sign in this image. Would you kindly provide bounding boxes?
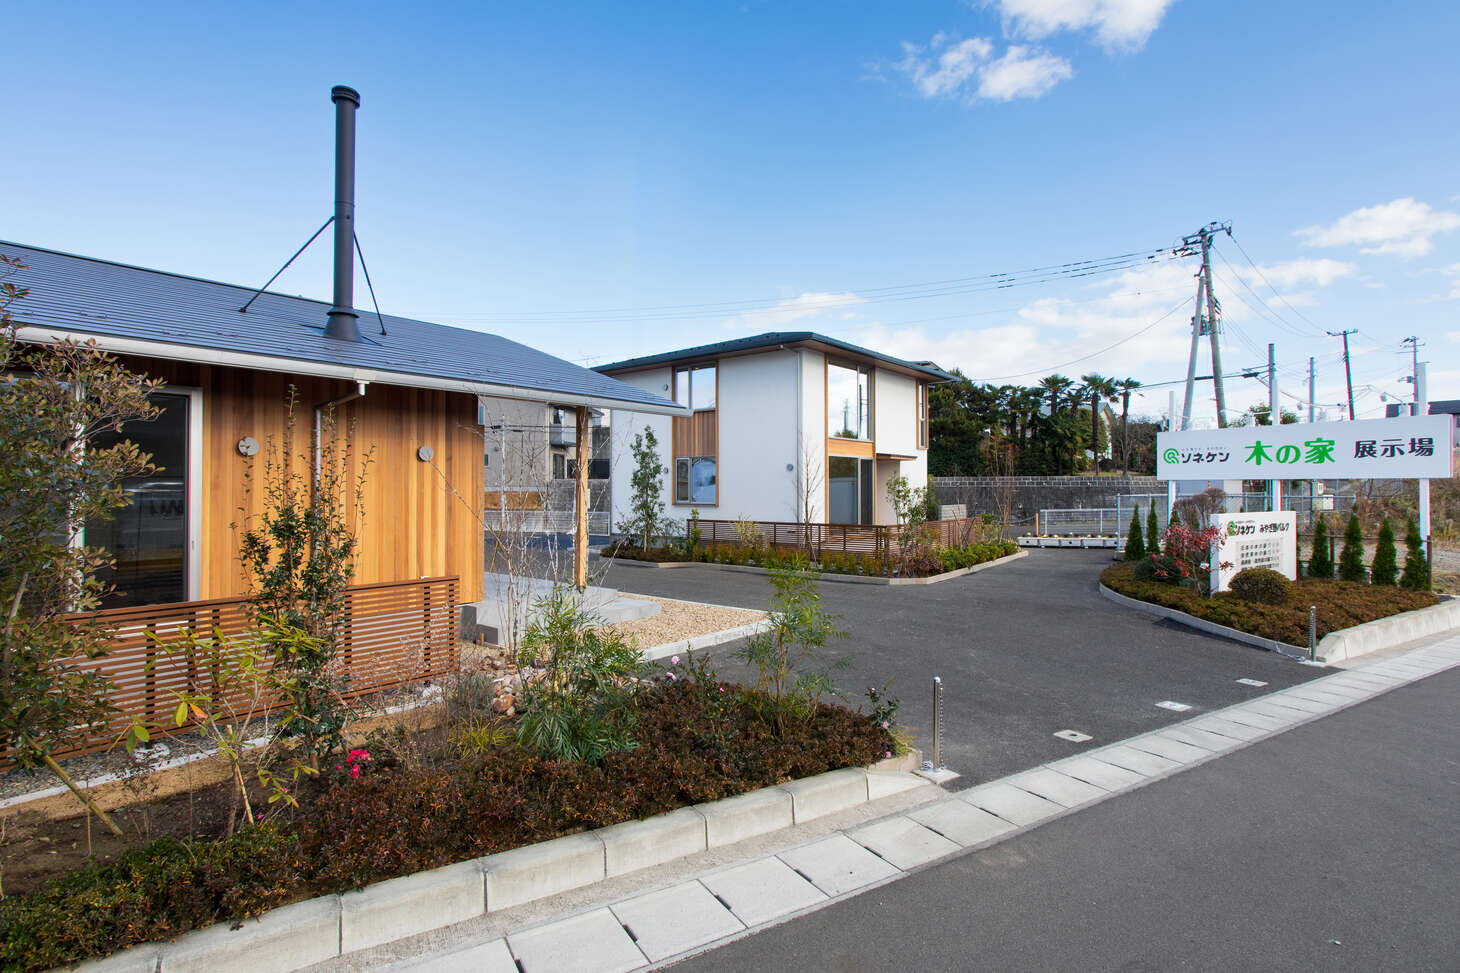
[1162,447,1179,464]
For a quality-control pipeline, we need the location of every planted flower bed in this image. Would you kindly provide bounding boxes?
[605,540,1019,578]
[1100,561,1439,645]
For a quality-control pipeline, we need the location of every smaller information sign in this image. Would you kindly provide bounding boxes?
[1209,510,1297,593]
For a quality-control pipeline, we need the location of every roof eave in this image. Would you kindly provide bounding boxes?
[16,326,690,417]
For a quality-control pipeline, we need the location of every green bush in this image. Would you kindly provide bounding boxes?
[1146,505,1160,556]
[1228,567,1293,605]
[1370,518,1398,586]
[1307,514,1334,579]
[1400,517,1430,590]
[1123,509,1145,561]
[0,824,303,971]
[1132,554,1184,584]
[1338,513,1366,582]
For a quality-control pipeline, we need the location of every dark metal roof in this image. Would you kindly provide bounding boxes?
[594,331,956,382]
[1385,400,1460,419]
[1,241,683,414]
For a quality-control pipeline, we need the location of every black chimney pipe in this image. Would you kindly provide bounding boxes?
[325,85,362,341]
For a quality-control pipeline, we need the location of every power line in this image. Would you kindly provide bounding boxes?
[972,297,1192,382]
[1224,232,1326,335]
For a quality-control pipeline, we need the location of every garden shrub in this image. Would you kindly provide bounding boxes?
[1338,513,1366,582]
[0,824,303,971]
[1400,517,1430,591]
[1146,505,1160,556]
[1307,514,1334,579]
[1132,553,1184,584]
[1228,567,1293,606]
[1370,518,1398,586]
[1123,509,1145,561]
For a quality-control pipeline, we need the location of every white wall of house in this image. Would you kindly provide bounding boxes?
[605,367,673,535]
[872,368,928,524]
[716,351,800,522]
[478,395,550,490]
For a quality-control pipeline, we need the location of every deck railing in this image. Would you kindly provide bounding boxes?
[692,518,989,557]
[21,576,459,763]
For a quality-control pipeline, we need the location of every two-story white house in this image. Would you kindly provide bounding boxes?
[597,332,952,527]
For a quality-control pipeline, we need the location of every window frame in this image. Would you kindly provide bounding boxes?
[917,382,929,449]
[673,455,717,506]
[827,359,873,442]
[673,365,717,413]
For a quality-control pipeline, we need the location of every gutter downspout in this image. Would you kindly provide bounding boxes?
[315,381,368,485]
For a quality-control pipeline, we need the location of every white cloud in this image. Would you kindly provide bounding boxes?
[977,45,1075,100]
[722,291,865,331]
[1245,257,1355,289]
[894,33,1070,102]
[1296,197,1460,259]
[984,0,1179,51]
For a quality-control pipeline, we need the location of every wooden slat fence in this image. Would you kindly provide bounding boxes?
[18,577,458,764]
[695,518,987,558]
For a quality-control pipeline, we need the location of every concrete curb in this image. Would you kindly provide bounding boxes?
[76,757,922,973]
[639,619,774,662]
[1313,597,1460,663]
[606,550,1027,586]
[1098,583,1312,658]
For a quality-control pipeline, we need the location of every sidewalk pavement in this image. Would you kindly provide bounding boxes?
[341,635,1460,973]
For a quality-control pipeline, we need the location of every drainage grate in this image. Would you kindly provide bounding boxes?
[1155,700,1192,712]
[1053,730,1093,742]
[1235,678,1268,687]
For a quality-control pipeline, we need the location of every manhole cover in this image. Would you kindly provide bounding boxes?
[1053,730,1093,742]
[1235,678,1268,687]
[1156,700,1192,712]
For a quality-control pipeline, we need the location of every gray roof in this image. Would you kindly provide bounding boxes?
[1,241,683,415]
[594,331,956,382]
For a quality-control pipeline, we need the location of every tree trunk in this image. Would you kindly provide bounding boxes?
[41,751,123,836]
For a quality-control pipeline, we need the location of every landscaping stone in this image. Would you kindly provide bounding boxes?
[340,858,486,953]
[779,768,869,823]
[700,858,827,927]
[506,907,645,973]
[482,832,606,912]
[599,806,708,878]
[778,834,899,897]
[610,881,744,963]
[75,946,162,973]
[846,815,960,870]
[696,787,794,848]
[159,895,342,973]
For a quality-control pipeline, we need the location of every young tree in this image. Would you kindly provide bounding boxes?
[1146,504,1160,555]
[1124,508,1145,561]
[1307,514,1335,579]
[625,427,667,550]
[0,255,161,833]
[1337,512,1366,582]
[1400,517,1431,590]
[1370,518,1398,586]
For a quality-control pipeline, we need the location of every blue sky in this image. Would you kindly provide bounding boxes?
[7,1,1459,423]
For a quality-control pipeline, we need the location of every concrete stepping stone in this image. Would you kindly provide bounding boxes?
[1150,725,1241,754]
[611,881,743,964]
[1122,734,1211,765]
[778,834,900,897]
[508,908,645,973]
[956,781,1065,827]
[1188,715,1269,741]
[847,816,961,870]
[701,858,826,928]
[906,799,1017,847]
[1212,707,1292,731]
[1085,744,1181,778]
[1046,755,1145,791]
[388,938,517,972]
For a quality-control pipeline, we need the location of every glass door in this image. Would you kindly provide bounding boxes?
[828,456,874,525]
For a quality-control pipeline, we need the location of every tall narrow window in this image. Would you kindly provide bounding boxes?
[828,362,872,440]
[86,391,192,608]
[674,366,716,411]
[917,383,929,449]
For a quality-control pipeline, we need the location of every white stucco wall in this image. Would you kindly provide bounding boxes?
[605,367,673,536]
[798,349,827,523]
[872,369,928,524]
[715,351,800,522]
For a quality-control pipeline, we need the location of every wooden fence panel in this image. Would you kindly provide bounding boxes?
[8,577,459,765]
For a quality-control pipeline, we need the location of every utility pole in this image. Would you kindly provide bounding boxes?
[1328,329,1357,420]
[1401,335,1424,415]
[1178,221,1232,429]
[1307,356,1316,422]
[1268,343,1281,511]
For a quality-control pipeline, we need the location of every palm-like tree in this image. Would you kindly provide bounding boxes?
[1116,378,1141,474]
[1037,375,1074,416]
[1080,374,1120,471]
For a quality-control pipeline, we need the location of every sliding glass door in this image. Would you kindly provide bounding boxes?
[828,456,874,525]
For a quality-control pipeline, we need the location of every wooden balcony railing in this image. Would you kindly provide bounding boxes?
[18,576,459,764]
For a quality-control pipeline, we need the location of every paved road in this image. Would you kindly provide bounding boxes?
[604,550,1323,783]
[670,666,1460,972]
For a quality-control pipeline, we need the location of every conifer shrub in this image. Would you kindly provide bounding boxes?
[1306,514,1334,579]
[1146,505,1160,555]
[1124,509,1145,561]
[1400,517,1431,590]
[1370,518,1398,586]
[1338,513,1366,582]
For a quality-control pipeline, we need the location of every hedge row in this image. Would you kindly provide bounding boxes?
[607,540,1019,578]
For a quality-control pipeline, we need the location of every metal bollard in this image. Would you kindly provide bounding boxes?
[931,676,945,771]
[1308,605,1317,661]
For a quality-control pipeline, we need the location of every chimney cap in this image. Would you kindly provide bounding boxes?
[331,85,361,107]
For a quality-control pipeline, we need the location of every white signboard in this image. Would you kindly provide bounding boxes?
[1208,510,1297,593]
[1158,414,1453,480]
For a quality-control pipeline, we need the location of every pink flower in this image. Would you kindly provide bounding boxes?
[671,655,681,665]
[667,673,677,681]
[884,751,892,759]
[880,721,889,729]
[350,765,361,779]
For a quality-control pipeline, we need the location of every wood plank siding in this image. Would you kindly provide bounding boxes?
[118,355,484,604]
[672,409,718,458]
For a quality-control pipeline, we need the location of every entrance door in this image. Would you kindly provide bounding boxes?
[87,391,195,608]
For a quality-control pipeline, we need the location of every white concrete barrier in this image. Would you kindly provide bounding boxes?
[340,859,486,953]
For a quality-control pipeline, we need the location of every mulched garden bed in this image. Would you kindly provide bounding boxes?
[0,673,893,971]
[1100,561,1441,645]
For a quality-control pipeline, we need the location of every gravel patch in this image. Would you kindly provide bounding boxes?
[610,595,766,651]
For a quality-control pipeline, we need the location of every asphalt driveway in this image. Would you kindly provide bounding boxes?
[601,549,1325,785]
